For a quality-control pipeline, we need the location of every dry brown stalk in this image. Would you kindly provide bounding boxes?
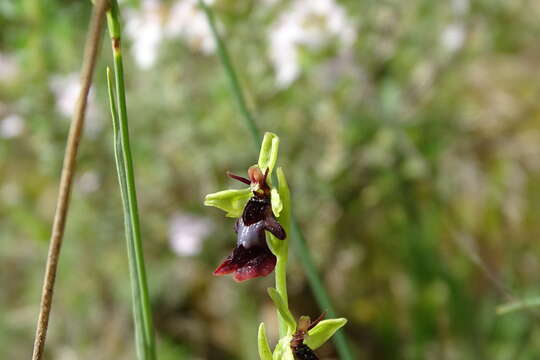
[31,1,109,359]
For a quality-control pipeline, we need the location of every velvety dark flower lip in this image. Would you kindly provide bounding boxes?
[213,203,285,282]
[213,242,277,282]
[213,167,286,282]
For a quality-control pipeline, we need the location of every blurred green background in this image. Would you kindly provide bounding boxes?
[2,0,540,359]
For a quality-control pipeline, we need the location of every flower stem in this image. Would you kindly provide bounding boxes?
[106,2,157,359]
[275,253,289,337]
[199,2,354,359]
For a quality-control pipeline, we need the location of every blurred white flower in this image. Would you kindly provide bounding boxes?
[452,0,470,15]
[124,0,217,69]
[49,73,101,136]
[169,212,214,256]
[269,0,357,87]
[441,23,465,52]
[57,346,78,360]
[261,0,279,6]
[165,0,216,54]
[125,0,163,69]
[0,114,24,138]
[0,53,19,82]
[49,73,82,118]
[76,171,101,194]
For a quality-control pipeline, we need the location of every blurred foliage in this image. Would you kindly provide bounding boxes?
[2,0,540,359]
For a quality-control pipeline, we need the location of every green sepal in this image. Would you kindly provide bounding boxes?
[258,323,273,360]
[305,318,348,350]
[204,188,252,217]
[258,132,279,177]
[272,335,294,360]
[267,288,296,333]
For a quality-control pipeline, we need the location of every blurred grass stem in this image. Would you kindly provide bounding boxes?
[497,298,540,315]
[31,1,108,359]
[197,0,261,150]
[198,1,354,358]
[106,1,157,359]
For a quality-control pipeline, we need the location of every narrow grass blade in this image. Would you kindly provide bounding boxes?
[497,297,540,315]
[197,0,260,149]
[106,2,157,359]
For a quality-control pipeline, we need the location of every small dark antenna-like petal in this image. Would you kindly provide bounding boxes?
[308,312,326,331]
[227,171,251,185]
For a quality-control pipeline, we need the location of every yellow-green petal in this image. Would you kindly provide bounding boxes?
[271,188,282,218]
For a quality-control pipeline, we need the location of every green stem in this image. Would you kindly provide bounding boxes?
[275,253,289,337]
[106,2,157,359]
[198,2,354,359]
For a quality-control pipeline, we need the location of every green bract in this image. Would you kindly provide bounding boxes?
[258,323,273,360]
[267,288,296,333]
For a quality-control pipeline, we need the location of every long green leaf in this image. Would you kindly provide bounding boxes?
[106,2,156,359]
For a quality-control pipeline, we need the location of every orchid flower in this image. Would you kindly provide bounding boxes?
[205,132,286,281]
[204,132,347,358]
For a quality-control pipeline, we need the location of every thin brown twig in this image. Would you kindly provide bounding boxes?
[31,1,109,359]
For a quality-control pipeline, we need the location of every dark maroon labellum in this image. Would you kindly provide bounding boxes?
[292,344,318,360]
[213,167,286,282]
